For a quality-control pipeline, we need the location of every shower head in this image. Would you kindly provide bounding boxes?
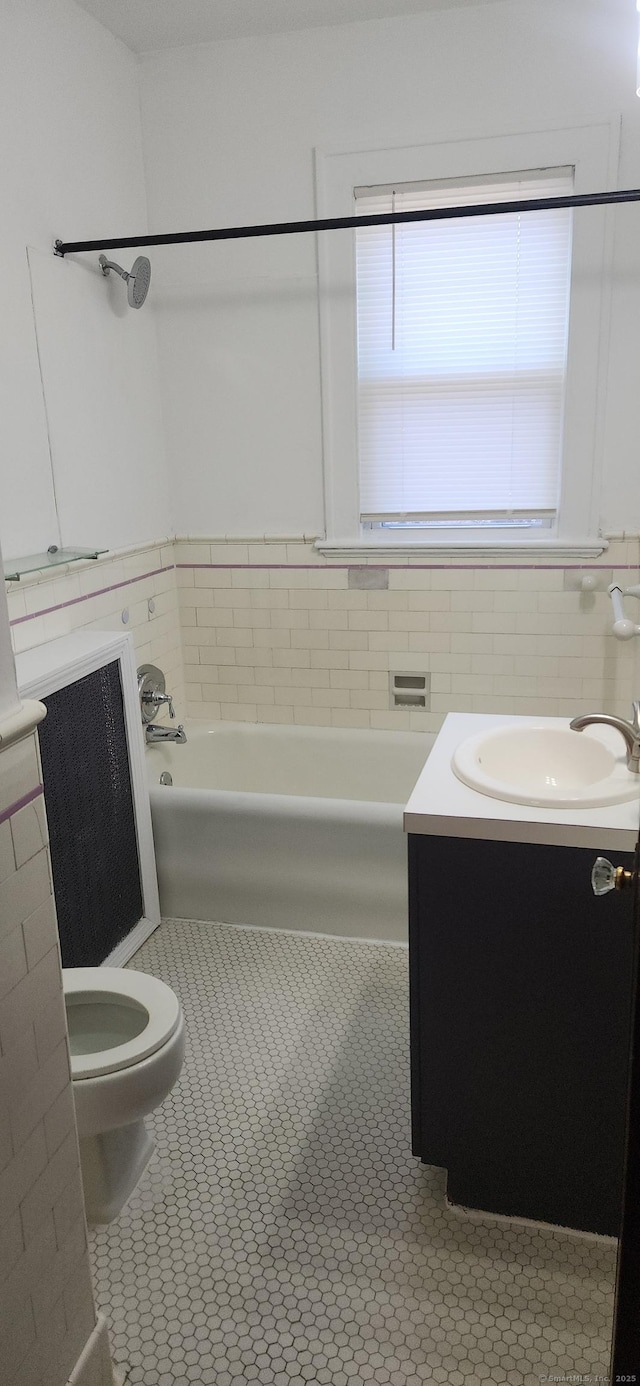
[99,253,151,309]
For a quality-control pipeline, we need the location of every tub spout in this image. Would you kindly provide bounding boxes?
[145,723,187,745]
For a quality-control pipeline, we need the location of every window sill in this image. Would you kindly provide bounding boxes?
[314,538,609,561]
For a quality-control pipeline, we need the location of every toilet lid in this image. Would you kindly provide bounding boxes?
[63,967,182,1079]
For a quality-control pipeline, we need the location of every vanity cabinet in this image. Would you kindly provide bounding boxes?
[408,832,636,1235]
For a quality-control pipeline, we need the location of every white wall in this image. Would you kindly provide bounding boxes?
[0,0,170,564]
[139,0,640,539]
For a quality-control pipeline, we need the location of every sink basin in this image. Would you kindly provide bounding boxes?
[452,724,640,808]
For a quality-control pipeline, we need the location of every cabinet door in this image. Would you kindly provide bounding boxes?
[409,833,635,1235]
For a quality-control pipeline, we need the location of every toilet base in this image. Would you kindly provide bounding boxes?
[79,1119,155,1224]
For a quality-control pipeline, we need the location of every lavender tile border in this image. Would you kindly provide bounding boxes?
[177,561,638,573]
[9,555,638,628]
[0,783,43,828]
[9,565,174,627]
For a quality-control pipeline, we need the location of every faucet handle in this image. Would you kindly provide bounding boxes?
[632,700,640,733]
[141,689,175,718]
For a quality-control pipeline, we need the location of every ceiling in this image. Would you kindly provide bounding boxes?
[74,0,519,53]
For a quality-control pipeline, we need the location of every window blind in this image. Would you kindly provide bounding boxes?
[354,169,574,527]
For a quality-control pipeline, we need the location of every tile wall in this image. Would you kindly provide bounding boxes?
[176,537,640,731]
[0,724,113,1386]
[7,535,640,734]
[5,541,184,724]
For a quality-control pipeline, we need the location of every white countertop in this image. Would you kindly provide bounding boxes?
[403,713,640,851]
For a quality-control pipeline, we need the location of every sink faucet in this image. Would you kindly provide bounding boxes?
[145,723,187,745]
[570,701,640,773]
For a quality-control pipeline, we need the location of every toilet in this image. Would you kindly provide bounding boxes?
[63,967,185,1224]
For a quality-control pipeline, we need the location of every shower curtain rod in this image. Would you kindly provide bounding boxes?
[53,186,640,257]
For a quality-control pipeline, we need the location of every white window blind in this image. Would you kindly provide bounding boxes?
[354,169,574,528]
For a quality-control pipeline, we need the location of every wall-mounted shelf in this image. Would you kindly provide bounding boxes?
[4,546,106,582]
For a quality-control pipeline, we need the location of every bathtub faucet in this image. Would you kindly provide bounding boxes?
[145,723,187,745]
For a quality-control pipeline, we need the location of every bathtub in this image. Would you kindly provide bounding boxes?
[147,721,433,942]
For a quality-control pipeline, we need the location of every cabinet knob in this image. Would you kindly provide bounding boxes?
[591,856,635,896]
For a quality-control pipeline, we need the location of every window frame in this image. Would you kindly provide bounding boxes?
[314,123,619,557]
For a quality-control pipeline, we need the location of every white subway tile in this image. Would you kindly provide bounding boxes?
[270,609,309,629]
[329,670,369,690]
[0,821,16,885]
[233,608,271,628]
[43,1086,77,1160]
[291,668,330,687]
[0,1210,23,1282]
[0,1295,36,1379]
[253,628,291,648]
[408,591,452,611]
[10,1041,69,1154]
[310,650,348,669]
[221,703,258,721]
[237,685,275,705]
[198,680,238,701]
[0,947,60,1052]
[347,610,388,631]
[330,709,371,729]
[349,691,389,711]
[408,633,450,653]
[211,544,248,565]
[213,587,251,607]
[273,649,311,668]
[33,989,67,1067]
[0,851,52,947]
[10,799,46,871]
[307,569,347,589]
[0,739,41,820]
[309,609,348,630]
[388,570,431,591]
[257,706,295,724]
[290,589,328,609]
[329,630,367,651]
[270,568,309,589]
[22,896,59,986]
[277,685,313,706]
[370,710,412,730]
[193,701,222,720]
[251,589,289,608]
[248,544,288,565]
[295,707,332,727]
[231,568,269,589]
[290,630,329,650]
[0,1123,47,1231]
[0,924,28,1002]
[234,649,274,667]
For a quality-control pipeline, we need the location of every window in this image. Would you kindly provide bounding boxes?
[316,125,616,554]
[354,170,574,534]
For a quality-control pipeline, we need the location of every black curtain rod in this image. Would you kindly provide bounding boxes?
[53,186,640,257]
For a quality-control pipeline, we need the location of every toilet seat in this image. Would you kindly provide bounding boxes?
[63,967,182,1080]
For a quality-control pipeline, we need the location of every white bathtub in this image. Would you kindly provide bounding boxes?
[147,721,433,942]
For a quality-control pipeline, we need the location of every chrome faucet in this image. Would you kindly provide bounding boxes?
[570,701,640,773]
[137,663,187,745]
[145,723,187,745]
[142,688,174,719]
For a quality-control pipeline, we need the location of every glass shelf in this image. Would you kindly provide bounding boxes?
[4,546,107,582]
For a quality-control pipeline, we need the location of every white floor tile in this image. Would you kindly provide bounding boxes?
[90,919,615,1386]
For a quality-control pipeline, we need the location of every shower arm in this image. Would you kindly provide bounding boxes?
[99,255,130,282]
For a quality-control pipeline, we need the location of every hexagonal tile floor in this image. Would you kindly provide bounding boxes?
[90,919,616,1386]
